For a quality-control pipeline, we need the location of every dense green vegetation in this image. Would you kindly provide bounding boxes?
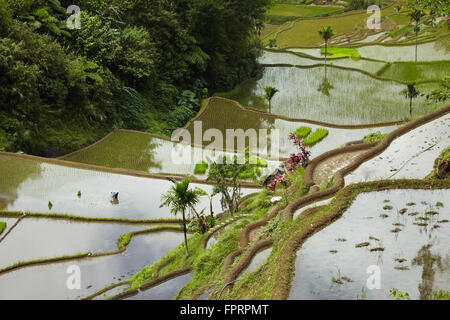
[0,0,271,156]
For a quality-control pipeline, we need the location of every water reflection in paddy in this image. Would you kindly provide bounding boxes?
[0,231,184,299]
[187,98,397,159]
[0,155,255,219]
[289,189,450,300]
[288,41,450,62]
[0,218,153,269]
[357,41,450,62]
[127,273,193,300]
[64,131,278,178]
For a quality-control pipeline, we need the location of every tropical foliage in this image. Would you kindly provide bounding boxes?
[0,0,271,155]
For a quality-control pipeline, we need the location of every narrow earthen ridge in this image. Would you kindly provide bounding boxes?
[0,252,91,276]
[109,267,193,300]
[0,151,261,189]
[139,267,193,291]
[304,142,378,187]
[189,283,214,300]
[0,226,186,276]
[219,249,243,278]
[271,179,450,300]
[108,289,139,300]
[0,214,24,244]
[218,205,285,279]
[261,62,408,85]
[0,211,184,225]
[81,281,130,300]
[221,239,273,296]
[202,218,237,249]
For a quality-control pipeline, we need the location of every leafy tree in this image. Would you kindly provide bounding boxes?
[263,86,279,113]
[402,82,420,118]
[207,156,253,215]
[160,177,205,257]
[407,0,449,18]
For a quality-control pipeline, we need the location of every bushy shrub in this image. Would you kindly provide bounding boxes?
[363,131,387,143]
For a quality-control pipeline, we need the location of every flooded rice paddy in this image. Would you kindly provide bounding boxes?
[0,154,255,219]
[217,65,434,124]
[357,41,450,62]
[288,41,450,62]
[64,131,279,178]
[187,98,397,159]
[0,219,152,269]
[289,189,450,300]
[345,114,450,184]
[0,231,184,299]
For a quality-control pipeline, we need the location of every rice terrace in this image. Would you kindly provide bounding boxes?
[0,0,449,306]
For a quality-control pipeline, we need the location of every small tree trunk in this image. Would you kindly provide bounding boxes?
[209,198,214,227]
[182,210,190,258]
[410,97,413,118]
[415,29,418,63]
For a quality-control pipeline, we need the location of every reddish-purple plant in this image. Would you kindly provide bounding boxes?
[287,133,311,172]
[268,173,290,191]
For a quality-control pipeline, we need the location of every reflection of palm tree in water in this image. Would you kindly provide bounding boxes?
[412,244,444,300]
[317,67,334,97]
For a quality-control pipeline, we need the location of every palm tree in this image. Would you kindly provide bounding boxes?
[160,177,202,257]
[402,82,419,118]
[318,26,335,65]
[263,86,279,113]
[409,8,425,62]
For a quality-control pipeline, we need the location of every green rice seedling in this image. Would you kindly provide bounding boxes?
[194,161,209,174]
[294,126,312,139]
[304,128,329,147]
